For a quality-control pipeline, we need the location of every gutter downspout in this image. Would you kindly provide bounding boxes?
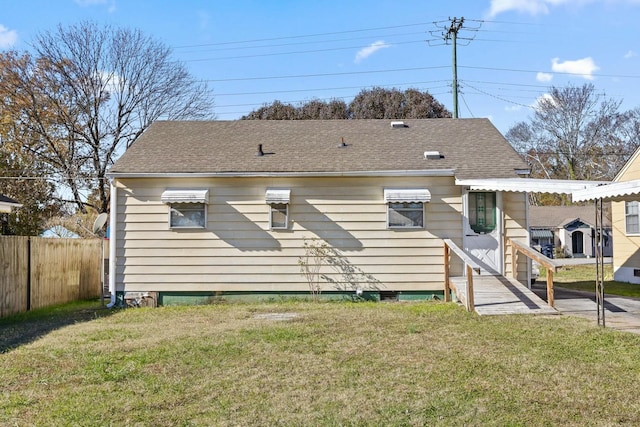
[107,180,117,308]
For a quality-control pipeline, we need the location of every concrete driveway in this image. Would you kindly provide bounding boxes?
[531,283,640,335]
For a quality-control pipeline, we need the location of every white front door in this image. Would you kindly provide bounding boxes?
[463,191,503,275]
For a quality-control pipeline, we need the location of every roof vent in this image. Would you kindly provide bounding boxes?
[256,144,264,157]
[424,151,442,160]
[390,121,406,128]
[338,137,348,148]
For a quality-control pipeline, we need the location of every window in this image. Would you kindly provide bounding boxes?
[388,202,424,228]
[266,188,291,230]
[384,189,430,229]
[270,203,288,229]
[468,192,496,234]
[626,201,640,234]
[169,203,206,228]
[161,188,209,229]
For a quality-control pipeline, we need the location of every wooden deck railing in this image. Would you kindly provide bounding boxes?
[443,238,482,312]
[508,239,560,307]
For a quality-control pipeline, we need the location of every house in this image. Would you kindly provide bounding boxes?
[529,205,613,258]
[0,194,22,235]
[574,146,640,283]
[0,194,21,214]
[105,119,538,306]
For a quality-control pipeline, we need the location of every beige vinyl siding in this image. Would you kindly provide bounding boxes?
[114,176,462,293]
[502,191,528,282]
[611,200,640,275]
[612,160,640,281]
[617,152,640,181]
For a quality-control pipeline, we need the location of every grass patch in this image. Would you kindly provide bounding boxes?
[542,264,640,298]
[2,301,640,425]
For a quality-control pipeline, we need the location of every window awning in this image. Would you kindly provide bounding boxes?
[531,229,553,239]
[161,188,209,204]
[265,188,291,204]
[384,189,431,203]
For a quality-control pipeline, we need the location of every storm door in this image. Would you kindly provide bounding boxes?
[463,191,503,275]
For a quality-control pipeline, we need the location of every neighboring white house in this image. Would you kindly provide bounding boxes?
[0,194,21,214]
[529,205,613,258]
[573,145,640,283]
[106,119,538,305]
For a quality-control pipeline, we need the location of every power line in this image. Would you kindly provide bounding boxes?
[201,66,450,83]
[172,22,433,49]
[182,39,424,63]
[214,79,451,97]
[176,31,427,55]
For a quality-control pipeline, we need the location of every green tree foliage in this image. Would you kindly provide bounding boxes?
[241,87,451,120]
[0,148,59,236]
[0,22,214,214]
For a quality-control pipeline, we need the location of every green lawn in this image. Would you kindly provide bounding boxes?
[2,300,640,426]
[543,264,640,298]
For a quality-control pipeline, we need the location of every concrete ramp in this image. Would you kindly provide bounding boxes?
[450,275,558,316]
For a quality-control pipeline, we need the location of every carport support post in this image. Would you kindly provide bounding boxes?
[595,198,605,327]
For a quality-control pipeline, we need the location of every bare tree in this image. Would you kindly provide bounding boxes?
[506,84,637,183]
[349,87,451,119]
[241,88,451,120]
[297,99,349,119]
[241,100,298,120]
[0,22,214,214]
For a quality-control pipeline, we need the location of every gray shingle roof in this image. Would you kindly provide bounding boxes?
[0,194,20,204]
[529,205,611,229]
[108,118,528,179]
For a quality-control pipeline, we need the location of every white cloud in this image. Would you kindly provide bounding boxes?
[536,72,553,82]
[354,41,390,64]
[488,0,552,17]
[486,0,638,17]
[551,57,599,80]
[532,93,556,110]
[505,105,523,112]
[624,50,637,59]
[0,24,18,48]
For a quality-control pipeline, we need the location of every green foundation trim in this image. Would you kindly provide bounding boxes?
[153,290,445,306]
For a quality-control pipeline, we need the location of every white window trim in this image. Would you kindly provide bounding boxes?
[384,188,429,229]
[168,202,207,229]
[386,202,426,229]
[161,188,209,230]
[625,201,640,235]
[266,188,290,230]
[269,203,289,230]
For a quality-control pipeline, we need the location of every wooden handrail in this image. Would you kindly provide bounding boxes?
[509,239,560,272]
[443,238,480,312]
[508,238,557,307]
[442,239,482,273]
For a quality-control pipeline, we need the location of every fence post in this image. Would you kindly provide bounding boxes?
[27,237,31,311]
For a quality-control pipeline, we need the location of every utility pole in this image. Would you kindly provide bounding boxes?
[446,18,464,119]
[428,17,479,119]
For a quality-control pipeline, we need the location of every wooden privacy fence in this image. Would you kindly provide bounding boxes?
[0,236,102,318]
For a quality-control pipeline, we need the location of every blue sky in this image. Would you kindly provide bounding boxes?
[2,0,640,134]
